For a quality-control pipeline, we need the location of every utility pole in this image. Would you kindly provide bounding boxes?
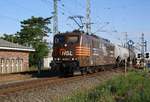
[125,32,128,48]
[141,33,146,68]
[86,0,91,34]
[127,40,134,68]
[141,33,145,59]
[53,0,58,35]
[145,41,147,52]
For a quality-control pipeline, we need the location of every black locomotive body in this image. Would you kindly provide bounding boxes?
[50,31,116,75]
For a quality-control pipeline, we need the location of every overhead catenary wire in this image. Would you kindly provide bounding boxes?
[60,0,85,14]
[59,1,86,31]
[43,0,73,16]
[76,0,85,9]
[0,14,20,22]
[5,0,42,15]
[41,0,90,33]
[40,0,52,7]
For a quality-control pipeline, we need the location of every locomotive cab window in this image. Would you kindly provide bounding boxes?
[54,35,79,44]
[66,36,79,44]
[54,35,65,44]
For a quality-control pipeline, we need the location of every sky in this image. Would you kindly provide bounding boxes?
[0,0,150,51]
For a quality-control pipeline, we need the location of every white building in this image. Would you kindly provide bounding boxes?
[43,49,53,68]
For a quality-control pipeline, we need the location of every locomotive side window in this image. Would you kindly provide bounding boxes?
[96,40,99,48]
[99,39,102,48]
[66,36,79,44]
[83,37,88,47]
[92,39,99,48]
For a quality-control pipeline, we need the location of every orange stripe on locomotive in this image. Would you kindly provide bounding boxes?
[75,46,91,56]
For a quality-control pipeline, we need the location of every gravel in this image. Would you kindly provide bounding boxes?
[0,70,122,102]
[0,74,32,84]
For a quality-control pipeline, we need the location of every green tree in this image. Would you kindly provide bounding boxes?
[0,33,18,43]
[17,16,52,67]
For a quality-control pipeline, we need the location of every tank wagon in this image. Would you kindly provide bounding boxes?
[50,30,135,75]
[114,44,136,67]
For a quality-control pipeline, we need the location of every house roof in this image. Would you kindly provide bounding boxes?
[0,39,35,52]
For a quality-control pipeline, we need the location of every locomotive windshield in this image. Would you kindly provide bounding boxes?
[54,35,64,44]
[54,35,79,44]
[66,36,78,44]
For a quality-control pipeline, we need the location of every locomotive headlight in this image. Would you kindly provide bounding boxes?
[54,58,60,61]
[64,44,67,47]
[72,58,77,60]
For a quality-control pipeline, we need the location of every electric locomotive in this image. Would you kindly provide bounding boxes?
[50,30,116,75]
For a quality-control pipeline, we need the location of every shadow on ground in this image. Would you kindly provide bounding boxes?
[19,69,60,78]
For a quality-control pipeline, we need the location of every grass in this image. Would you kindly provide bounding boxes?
[62,70,150,102]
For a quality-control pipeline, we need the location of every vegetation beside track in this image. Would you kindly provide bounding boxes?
[63,70,150,102]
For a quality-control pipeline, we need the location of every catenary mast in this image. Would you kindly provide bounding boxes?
[53,0,58,35]
[86,0,91,34]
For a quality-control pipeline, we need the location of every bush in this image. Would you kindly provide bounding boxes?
[63,71,150,102]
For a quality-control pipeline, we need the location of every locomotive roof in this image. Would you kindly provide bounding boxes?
[56,30,83,36]
[55,30,112,44]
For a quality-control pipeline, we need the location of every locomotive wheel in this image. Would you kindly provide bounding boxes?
[98,68,101,72]
[86,67,90,74]
[95,67,99,73]
[59,70,65,77]
[101,66,105,71]
[91,67,96,73]
[80,68,86,75]
[80,70,84,75]
[86,67,93,74]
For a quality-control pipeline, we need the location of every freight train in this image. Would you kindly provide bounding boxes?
[50,30,136,75]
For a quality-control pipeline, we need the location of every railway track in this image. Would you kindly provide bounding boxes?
[0,68,123,96]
